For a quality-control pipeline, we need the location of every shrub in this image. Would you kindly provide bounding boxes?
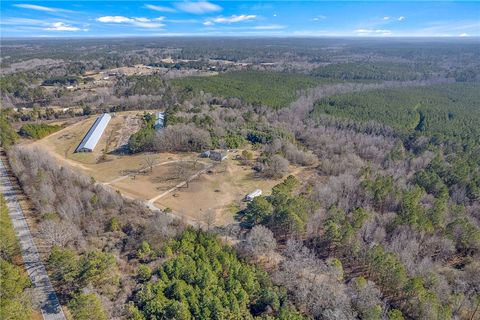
[261,155,289,179]
[68,292,107,320]
[0,116,18,149]
[137,265,152,282]
[19,123,62,139]
[0,260,32,320]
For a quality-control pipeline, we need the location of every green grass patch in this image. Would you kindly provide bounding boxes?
[171,71,331,109]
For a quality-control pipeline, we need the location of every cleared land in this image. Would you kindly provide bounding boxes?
[155,160,311,225]
[33,113,309,226]
[32,110,181,180]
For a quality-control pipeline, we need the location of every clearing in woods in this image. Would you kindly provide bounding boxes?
[32,112,310,226]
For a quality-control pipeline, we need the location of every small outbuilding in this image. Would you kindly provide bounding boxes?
[201,150,227,161]
[245,189,262,201]
[210,151,227,161]
[154,112,165,130]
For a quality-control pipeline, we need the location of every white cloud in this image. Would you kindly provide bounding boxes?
[254,25,285,30]
[166,19,199,24]
[45,22,80,31]
[1,18,47,26]
[417,21,480,36]
[144,4,177,13]
[313,15,326,21]
[355,29,392,36]
[97,16,132,23]
[14,4,71,12]
[96,16,165,28]
[203,14,256,26]
[398,16,405,21]
[383,16,390,20]
[459,33,469,37]
[176,1,221,14]
[273,13,277,17]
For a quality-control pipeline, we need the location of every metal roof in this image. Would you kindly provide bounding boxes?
[154,111,165,130]
[246,189,262,200]
[75,113,111,152]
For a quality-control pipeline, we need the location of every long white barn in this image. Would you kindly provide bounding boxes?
[75,113,111,152]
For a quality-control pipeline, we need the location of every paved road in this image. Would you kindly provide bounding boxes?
[0,159,66,320]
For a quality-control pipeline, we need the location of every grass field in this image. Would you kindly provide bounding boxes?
[171,70,332,109]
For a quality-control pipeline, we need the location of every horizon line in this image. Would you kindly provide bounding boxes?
[2,35,480,40]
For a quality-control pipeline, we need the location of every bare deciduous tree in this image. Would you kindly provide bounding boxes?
[202,209,217,231]
[38,220,80,247]
[174,162,193,188]
[154,124,211,152]
[143,154,155,173]
[261,155,289,179]
[243,225,276,257]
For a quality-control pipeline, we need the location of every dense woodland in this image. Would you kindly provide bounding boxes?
[129,230,305,319]
[0,195,33,320]
[171,71,331,109]
[1,38,479,320]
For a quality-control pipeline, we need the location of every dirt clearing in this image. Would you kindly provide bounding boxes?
[32,112,310,226]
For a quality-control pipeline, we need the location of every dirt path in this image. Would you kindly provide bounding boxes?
[0,157,66,320]
[147,162,215,203]
[105,159,215,227]
[105,159,211,185]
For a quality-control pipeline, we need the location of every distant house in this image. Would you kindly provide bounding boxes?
[154,112,165,130]
[75,113,111,153]
[201,150,227,161]
[245,189,262,201]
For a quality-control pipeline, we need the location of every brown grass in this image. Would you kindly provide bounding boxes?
[155,160,309,226]
[33,112,309,226]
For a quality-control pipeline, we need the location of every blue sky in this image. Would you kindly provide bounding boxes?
[1,1,479,38]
